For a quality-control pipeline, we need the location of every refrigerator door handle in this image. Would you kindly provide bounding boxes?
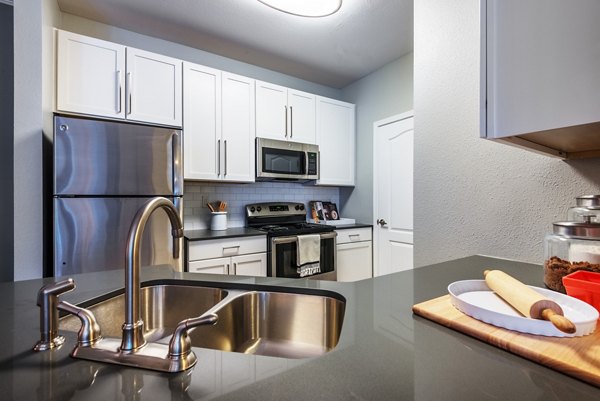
[172,131,183,196]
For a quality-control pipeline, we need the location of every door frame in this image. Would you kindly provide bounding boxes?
[373,110,414,276]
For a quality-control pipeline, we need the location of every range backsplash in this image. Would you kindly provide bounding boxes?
[184,182,340,230]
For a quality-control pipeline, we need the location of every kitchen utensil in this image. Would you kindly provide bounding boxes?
[207,203,215,212]
[484,270,576,333]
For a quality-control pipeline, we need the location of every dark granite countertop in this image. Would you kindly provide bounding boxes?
[185,227,266,241]
[2,256,600,400]
[331,223,372,230]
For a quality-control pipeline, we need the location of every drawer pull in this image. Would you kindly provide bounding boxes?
[349,234,361,240]
[222,245,240,254]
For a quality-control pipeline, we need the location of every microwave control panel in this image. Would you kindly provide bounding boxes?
[307,152,318,175]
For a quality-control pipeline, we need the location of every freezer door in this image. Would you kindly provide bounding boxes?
[54,197,183,276]
[54,115,182,196]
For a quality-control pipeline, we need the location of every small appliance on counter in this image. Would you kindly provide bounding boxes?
[309,201,355,226]
[245,202,337,280]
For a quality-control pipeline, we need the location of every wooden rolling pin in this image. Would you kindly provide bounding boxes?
[483,270,576,334]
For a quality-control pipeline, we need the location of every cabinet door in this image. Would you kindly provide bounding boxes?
[56,30,125,119]
[183,62,221,180]
[288,89,316,144]
[232,253,267,277]
[126,47,182,127]
[221,72,255,183]
[188,257,230,274]
[336,242,372,282]
[315,97,356,186]
[255,81,287,140]
[483,1,600,142]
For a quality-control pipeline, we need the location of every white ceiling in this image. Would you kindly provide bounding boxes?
[56,0,413,88]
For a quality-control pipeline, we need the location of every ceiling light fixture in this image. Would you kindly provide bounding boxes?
[257,0,342,17]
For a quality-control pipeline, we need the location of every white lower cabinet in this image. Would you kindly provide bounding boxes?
[187,236,267,277]
[336,228,373,282]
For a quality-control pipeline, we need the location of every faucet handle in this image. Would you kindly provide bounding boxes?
[168,314,218,367]
[34,278,76,351]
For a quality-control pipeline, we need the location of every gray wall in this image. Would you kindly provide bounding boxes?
[339,54,414,223]
[0,2,13,282]
[413,0,600,267]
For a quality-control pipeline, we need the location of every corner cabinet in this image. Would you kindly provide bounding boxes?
[255,81,316,144]
[315,97,356,186]
[481,0,600,158]
[183,63,255,183]
[186,236,267,277]
[56,29,182,127]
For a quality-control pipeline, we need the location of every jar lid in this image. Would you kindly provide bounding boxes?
[576,195,600,207]
[553,220,600,240]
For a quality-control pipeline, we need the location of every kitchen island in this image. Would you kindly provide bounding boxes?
[1,255,599,400]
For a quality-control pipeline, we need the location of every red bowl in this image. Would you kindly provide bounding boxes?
[562,270,600,312]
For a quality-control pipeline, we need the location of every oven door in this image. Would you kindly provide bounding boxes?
[269,232,337,280]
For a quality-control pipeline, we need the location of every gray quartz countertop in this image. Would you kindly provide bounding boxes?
[2,256,600,400]
[330,223,372,230]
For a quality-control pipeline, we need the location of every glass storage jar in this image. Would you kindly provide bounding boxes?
[544,218,600,293]
[567,195,600,222]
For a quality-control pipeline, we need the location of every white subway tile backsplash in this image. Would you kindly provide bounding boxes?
[183,181,340,230]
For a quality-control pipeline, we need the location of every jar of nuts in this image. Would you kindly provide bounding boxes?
[544,217,600,293]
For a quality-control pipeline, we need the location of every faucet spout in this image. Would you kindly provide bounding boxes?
[121,197,183,352]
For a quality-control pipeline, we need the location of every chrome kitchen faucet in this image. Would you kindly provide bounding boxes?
[34,197,218,372]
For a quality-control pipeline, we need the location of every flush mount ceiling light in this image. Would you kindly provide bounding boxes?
[257,0,342,17]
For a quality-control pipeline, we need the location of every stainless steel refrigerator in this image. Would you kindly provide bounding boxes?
[53,115,183,276]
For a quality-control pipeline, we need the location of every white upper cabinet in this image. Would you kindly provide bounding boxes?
[315,97,355,186]
[184,65,255,183]
[56,30,125,119]
[125,48,182,127]
[183,62,221,180]
[221,72,256,182]
[56,30,182,127]
[255,81,316,144]
[481,0,600,158]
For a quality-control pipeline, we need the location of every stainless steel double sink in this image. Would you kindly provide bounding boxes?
[60,282,345,359]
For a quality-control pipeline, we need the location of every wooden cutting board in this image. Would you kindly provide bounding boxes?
[412,294,600,387]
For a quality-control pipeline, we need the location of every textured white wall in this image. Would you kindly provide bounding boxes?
[414,0,600,267]
[340,54,414,224]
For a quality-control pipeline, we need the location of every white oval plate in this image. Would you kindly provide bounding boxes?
[448,280,599,337]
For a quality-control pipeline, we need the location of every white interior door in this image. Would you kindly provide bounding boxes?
[373,112,414,276]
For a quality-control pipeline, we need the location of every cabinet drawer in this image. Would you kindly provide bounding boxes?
[336,228,372,244]
[188,237,266,261]
[188,257,229,274]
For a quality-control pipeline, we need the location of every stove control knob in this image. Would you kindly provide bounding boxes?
[250,207,255,213]
[299,204,305,211]
[295,205,300,210]
[257,206,262,212]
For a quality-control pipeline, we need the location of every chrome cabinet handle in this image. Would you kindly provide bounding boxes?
[116,70,122,113]
[284,105,288,137]
[217,139,221,176]
[127,72,132,115]
[290,106,293,138]
[377,219,388,227]
[233,262,237,275]
[224,140,228,176]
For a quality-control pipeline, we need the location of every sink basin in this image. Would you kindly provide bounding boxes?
[191,290,345,358]
[60,284,228,341]
[60,283,345,359]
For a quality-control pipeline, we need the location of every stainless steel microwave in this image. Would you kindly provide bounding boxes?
[256,138,319,181]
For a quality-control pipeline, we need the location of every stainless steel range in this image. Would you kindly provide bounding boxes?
[246,202,337,280]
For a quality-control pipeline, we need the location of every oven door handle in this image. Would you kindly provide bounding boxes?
[271,232,337,245]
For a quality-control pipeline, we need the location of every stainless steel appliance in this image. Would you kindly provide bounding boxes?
[256,138,319,181]
[246,202,336,280]
[53,115,183,276]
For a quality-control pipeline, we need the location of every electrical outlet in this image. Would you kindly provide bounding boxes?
[201,195,209,207]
